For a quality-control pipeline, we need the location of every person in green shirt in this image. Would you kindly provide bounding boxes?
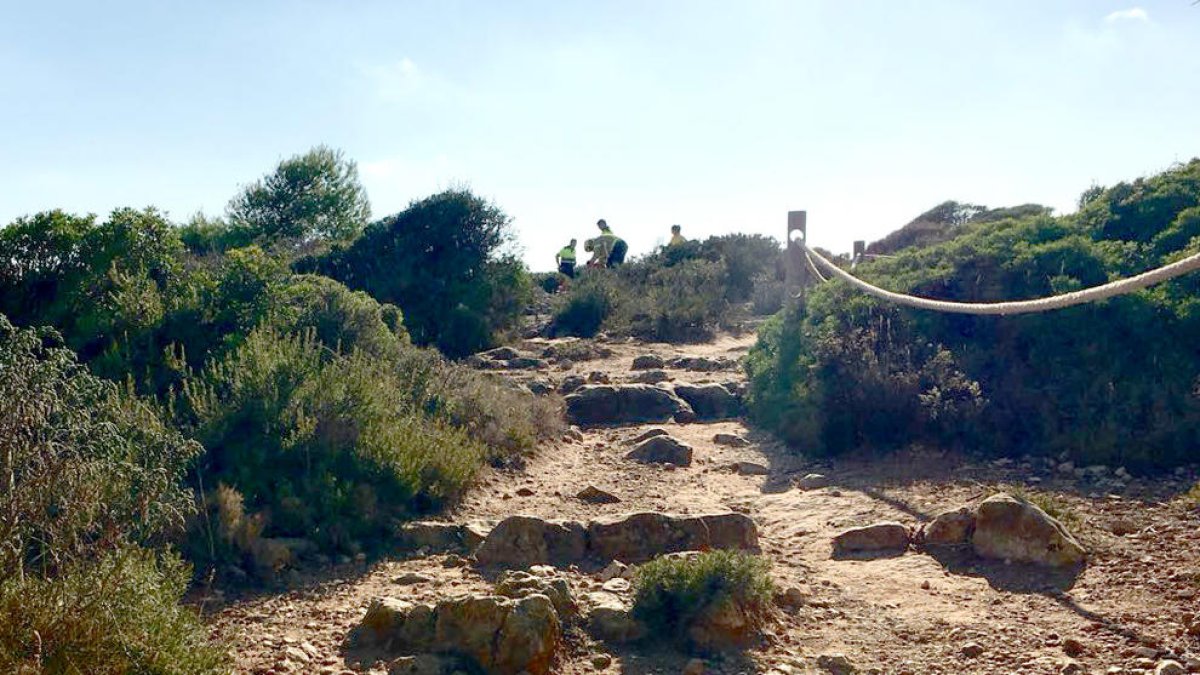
[556,239,578,278]
[596,219,628,267]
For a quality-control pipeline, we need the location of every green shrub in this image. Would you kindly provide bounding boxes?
[0,314,221,672]
[0,315,199,576]
[633,551,774,645]
[301,189,531,357]
[747,159,1200,468]
[181,328,489,553]
[0,547,226,675]
[227,145,371,247]
[551,234,779,342]
[551,270,615,338]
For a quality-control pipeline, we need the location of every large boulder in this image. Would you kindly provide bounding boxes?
[475,516,588,568]
[971,493,1086,567]
[625,435,693,466]
[917,507,975,547]
[673,383,741,420]
[565,385,695,426]
[434,595,561,675]
[588,512,758,563]
[832,522,910,554]
[350,594,560,675]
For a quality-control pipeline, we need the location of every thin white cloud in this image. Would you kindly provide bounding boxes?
[1104,7,1149,24]
[359,57,425,101]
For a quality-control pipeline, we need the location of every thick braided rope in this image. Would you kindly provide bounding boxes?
[800,242,1200,316]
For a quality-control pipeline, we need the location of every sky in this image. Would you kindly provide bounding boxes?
[1,1,1198,269]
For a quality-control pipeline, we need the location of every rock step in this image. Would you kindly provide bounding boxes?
[564,382,742,427]
[474,511,759,568]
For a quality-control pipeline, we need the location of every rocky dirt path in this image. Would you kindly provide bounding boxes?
[207,332,1200,675]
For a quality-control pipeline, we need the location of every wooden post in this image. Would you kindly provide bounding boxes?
[787,211,808,302]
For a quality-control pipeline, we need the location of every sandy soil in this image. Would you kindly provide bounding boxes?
[206,332,1200,675]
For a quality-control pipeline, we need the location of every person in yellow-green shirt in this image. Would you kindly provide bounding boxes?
[669,224,687,246]
[556,239,578,278]
[595,219,627,267]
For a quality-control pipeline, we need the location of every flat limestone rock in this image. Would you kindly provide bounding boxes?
[625,435,693,467]
[474,516,588,567]
[565,384,695,426]
[832,522,910,553]
[971,493,1086,567]
[673,383,741,420]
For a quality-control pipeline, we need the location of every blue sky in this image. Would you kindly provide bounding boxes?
[1,1,1197,269]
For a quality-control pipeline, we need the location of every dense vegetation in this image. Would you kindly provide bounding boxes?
[299,189,531,357]
[0,316,225,673]
[748,160,1200,469]
[0,147,558,670]
[550,233,784,341]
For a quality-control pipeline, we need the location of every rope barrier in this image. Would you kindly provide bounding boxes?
[799,242,1200,316]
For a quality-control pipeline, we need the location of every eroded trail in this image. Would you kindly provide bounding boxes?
[208,332,1200,675]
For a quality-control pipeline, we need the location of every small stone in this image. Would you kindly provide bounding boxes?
[1062,637,1085,657]
[713,433,750,447]
[1133,646,1160,659]
[599,560,629,582]
[1060,660,1085,674]
[774,586,807,609]
[1155,660,1186,675]
[732,461,769,476]
[284,646,311,663]
[920,580,931,590]
[577,486,621,504]
[591,654,613,670]
[797,473,830,490]
[683,658,707,675]
[601,578,631,593]
[393,572,433,585]
[516,487,536,497]
[816,653,857,674]
[632,354,666,370]
[961,642,985,658]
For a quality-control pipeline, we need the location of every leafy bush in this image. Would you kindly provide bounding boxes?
[0,315,199,576]
[181,328,489,554]
[632,551,774,645]
[550,234,782,341]
[748,159,1200,468]
[302,189,531,357]
[0,315,221,672]
[0,547,226,675]
[227,145,371,247]
[551,270,615,338]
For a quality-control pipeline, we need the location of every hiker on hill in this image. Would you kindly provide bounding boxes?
[595,219,628,267]
[556,239,578,279]
[669,224,687,246]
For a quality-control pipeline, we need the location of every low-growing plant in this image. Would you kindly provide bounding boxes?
[0,547,227,675]
[1005,488,1081,529]
[632,551,774,646]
